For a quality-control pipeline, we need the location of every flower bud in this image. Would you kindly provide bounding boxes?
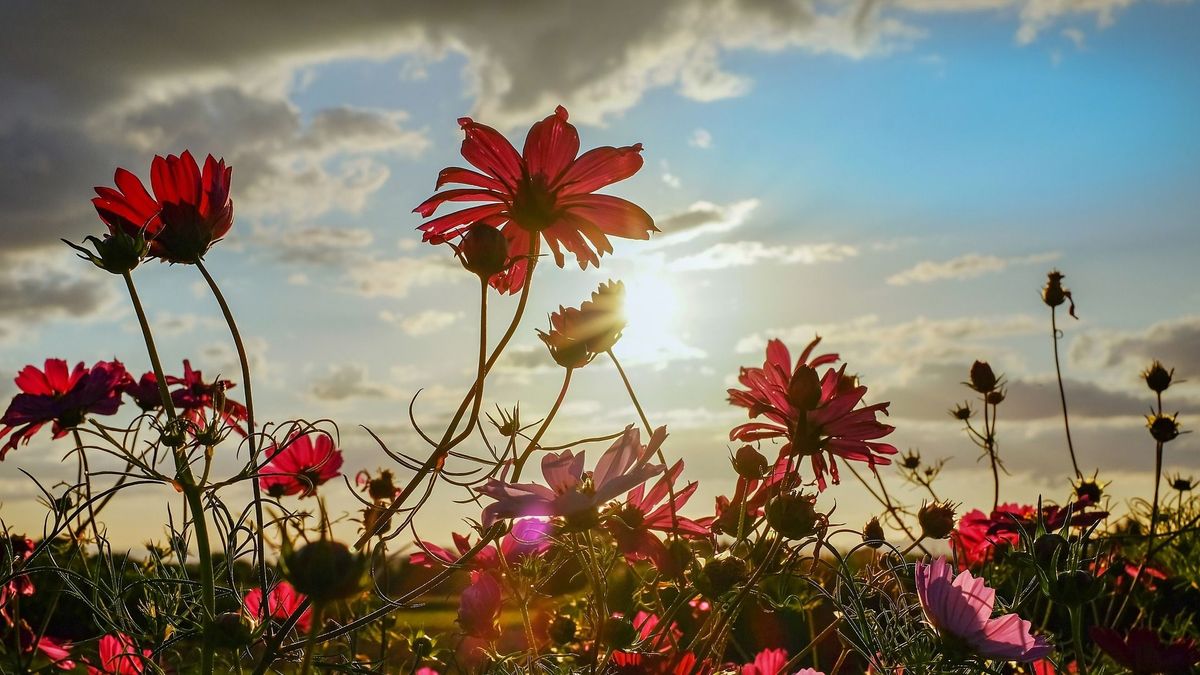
[918,501,958,540]
[549,614,577,645]
[1170,475,1195,492]
[208,611,256,650]
[787,366,822,411]
[862,517,886,549]
[282,540,368,604]
[412,635,434,658]
[63,231,149,275]
[765,493,821,540]
[985,390,1006,406]
[159,418,189,449]
[732,445,769,480]
[1042,270,1067,308]
[968,361,998,394]
[949,403,973,421]
[1051,570,1101,606]
[456,223,509,279]
[1142,361,1174,394]
[1147,413,1181,444]
[1033,533,1067,567]
[365,469,398,501]
[600,615,638,650]
[696,553,749,598]
[900,450,921,471]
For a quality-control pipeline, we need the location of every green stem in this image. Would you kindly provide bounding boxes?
[608,350,679,532]
[512,368,573,481]
[1051,307,1083,478]
[1070,607,1089,675]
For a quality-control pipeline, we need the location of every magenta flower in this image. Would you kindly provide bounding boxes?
[119,372,170,412]
[243,581,312,632]
[740,648,788,674]
[477,426,666,529]
[19,625,75,671]
[411,518,552,570]
[915,556,1051,662]
[86,633,151,674]
[457,571,503,639]
[611,611,682,670]
[728,338,897,490]
[1090,627,1200,674]
[606,460,708,572]
[171,360,247,435]
[259,431,344,498]
[1,359,126,459]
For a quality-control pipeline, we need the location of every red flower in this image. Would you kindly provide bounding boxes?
[1,359,126,459]
[19,624,75,671]
[259,431,344,498]
[740,648,790,675]
[410,518,551,570]
[728,338,897,490]
[415,106,656,293]
[171,360,247,435]
[606,460,708,573]
[1090,627,1200,674]
[243,581,312,632]
[93,151,233,264]
[952,501,1108,569]
[612,611,682,670]
[86,633,151,674]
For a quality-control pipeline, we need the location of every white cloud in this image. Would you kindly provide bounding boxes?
[689,128,713,149]
[380,309,463,336]
[1070,315,1200,379]
[346,255,463,298]
[310,363,399,401]
[668,241,857,272]
[886,252,1059,286]
[646,199,761,248]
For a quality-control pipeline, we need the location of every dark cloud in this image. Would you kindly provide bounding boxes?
[1070,315,1200,379]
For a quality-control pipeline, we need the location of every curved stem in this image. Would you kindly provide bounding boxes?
[512,368,573,481]
[1052,307,1083,478]
[608,349,679,532]
[196,259,269,628]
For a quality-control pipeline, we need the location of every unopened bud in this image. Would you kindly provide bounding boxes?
[456,223,508,279]
[765,493,821,540]
[1143,361,1174,394]
[1147,413,1181,444]
[283,540,369,604]
[732,445,769,480]
[968,361,998,394]
[862,517,886,549]
[918,501,958,540]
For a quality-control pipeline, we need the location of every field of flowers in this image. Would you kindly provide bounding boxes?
[1,106,1196,674]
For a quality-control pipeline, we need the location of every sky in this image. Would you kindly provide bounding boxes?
[2,1,1199,550]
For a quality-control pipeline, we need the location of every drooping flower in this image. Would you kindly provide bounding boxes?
[92,151,234,264]
[259,431,344,498]
[171,360,247,436]
[242,580,312,632]
[728,337,897,489]
[410,518,552,570]
[86,633,151,674]
[415,106,656,293]
[1,359,126,459]
[19,624,75,671]
[606,460,708,572]
[477,426,666,529]
[457,571,503,639]
[1090,627,1199,674]
[914,557,1051,662]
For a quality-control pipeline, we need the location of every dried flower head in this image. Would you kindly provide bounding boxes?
[1041,269,1076,317]
[1146,412,1182,444]
[1142,360,1175,394]
[918,500,959,540]
[863,517,886,549]
[967,361,1000,395]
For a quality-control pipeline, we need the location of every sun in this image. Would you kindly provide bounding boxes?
[616,272,684,363]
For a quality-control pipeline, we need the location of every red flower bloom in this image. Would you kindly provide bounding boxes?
[739,648,791,675]
[171,360,247,435]
[415,106,656,293]
[1,359,126,459]
[242,580,312,632]
[611,611,682,671]
[606,460,708,573]
[410,518,551,570]
[457,570,503,639]
[119,371,170,412]
[19,624,75,671]
[1090,627,1200,674]
[259,431,344,498]
[728,338,897,490]
[86,633,151,675]
[952,501,1108,569]
[93,151,233,264]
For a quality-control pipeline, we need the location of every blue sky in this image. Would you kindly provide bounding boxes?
[2,1,1199,547]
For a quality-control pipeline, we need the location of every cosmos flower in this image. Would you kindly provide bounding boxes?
[740,648,788,674]
[611,611,682,670]
[258,431,344,498]
[1,359,126,459]
[92,151,234,264]
[119,372,170,412]
[1090,627,1199,674]
[728,338,897,490]
[410,518,552,570]
[19,625,75,671]
[171,360,248,436]
[537,280,627,368]
[914,557,1051,662]
[951,502,1108,568]
[86,633,152,674]
[415,106,656,293]
[457,571,503,639]
[606,460,708,572]
[477,426,666,529]
[243,581,312,632]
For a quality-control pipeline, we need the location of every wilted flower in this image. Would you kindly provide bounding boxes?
[728,337,898,490]
[477,426,666,529]
[919,501,959,540]
[242,580,312,632]
[92,151,234,264]
[1143,360,1175,393]
[259,431,344,498]
[1090,627,1200,674]
[967,361,999,395]
[415,106,656,293]
[915,556,1052,661]
[1,359,126,459]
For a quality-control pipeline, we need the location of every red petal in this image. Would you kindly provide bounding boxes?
[523,106,578,184]
[14,365,53,396]
[559,194,656,240]
[459,119,523,190]
[556,144,643,195]
[416,203,506,240]
[413,188,505,217]
[436,166,506,192]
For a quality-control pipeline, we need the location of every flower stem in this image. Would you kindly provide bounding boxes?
[1051,306,1083,478]
[512,368,573,481]
[297,603,324,675]
[607,349,679,532]
[196,259,269,628]
[1070,606,1090,675]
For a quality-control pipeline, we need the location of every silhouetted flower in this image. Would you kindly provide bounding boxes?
[1147,412,1181,444]
[171,360,247,436]
[1143,360,1175,393]
[537,281,627,368]
[967,361,999,395]
[415,106,656,293]
[119,372,169,412]
[1,359,126,459]
[242,580,312,632]
[918,501,959,540]
[1041,269,1076,317]
[863,517,886,548]
[259,431,344,498]
[1090,627,1199,674]
[728,337,897,490]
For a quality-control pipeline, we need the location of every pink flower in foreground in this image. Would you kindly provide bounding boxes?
[612,611,682,670]
[410,518,552,570]
[458,571,503,639]
[1,359,126,459]
[728,338,897,490]
[741,647,788,674]
[477,426,666,529]
[243,580,312,632]
[914,557,1051,662]
[18,624,75,671]
[1090,627,1200,674]
[259,431,344,498]
[86,633,151,674]
[415,106,656,293]
[607,459,708,572]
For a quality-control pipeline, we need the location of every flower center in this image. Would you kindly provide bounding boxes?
[511,175,558,233]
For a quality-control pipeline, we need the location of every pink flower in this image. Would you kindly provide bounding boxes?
[1090,627,1200,674]
[1,359,126,459]
[914,557,1051,662]
[171,359,247,435]
[18,624,75,671]
[741,648,788,674]
[606,460,708,572]
[86,633,151,674]
[243,580,312,632]
[612,611,682,670]
[259,431,344,498]
[411,518,552,570]
[457,571,503,639]
[728,338,897,490]
[415,106,655,293]
[477,426,666,528]
[951,502,1107,569]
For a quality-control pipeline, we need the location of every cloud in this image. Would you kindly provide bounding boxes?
[251,225,375,266]
[310,363,399,401]
[647,199,761,248]
[0,254,121,344]
[380,309,462,336]
[886,252,1060,286]
[346,255,463,298]
[892,0,1139,45]
[689,128,713,149]
[1071,315,1200,378]
[668,241,857,272]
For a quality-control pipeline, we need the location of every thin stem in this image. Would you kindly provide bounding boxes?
[1052,307,1083,478]
[1070,606,1090,675]
[512,368,573,481]
[983,397,999,511]
[297,603,324,675]
[196,259,269,629]
[608,349,679,532]
[69,429,101,543]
